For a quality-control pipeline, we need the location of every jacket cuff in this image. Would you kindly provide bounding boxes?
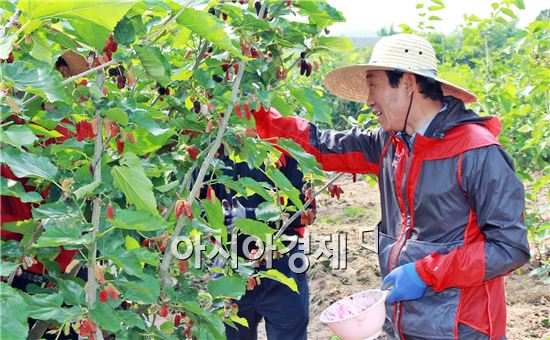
[415,259,433,287]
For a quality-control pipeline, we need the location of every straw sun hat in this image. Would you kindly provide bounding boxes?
[323,34,477,104]
[59,50,89,76]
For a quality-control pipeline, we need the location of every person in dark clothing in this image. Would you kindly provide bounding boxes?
[206,153,313,340]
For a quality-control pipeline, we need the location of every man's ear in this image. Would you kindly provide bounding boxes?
[402,73,417,94]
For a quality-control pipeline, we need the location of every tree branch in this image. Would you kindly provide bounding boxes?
[86,75,106,340]
[159,60,247,287]
[273,172,344,241]
[22,59,118,107]
[6,9,22,29]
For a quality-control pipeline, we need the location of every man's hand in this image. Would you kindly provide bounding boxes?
[382,262,428,304]
[222,197,246,231]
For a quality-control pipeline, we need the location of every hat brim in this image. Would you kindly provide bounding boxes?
[323,64,476,104]
[60,50,89,77]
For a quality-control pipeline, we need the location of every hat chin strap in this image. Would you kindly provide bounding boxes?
[400,92,414,134]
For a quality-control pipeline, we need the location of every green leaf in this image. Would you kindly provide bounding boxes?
[20,192,43,203]
[34,217,86,248]
[193,313,227,339]
[201,198,228,243]
[0,146,58,180]
[254,202,280,223]
[114,16,136,44]
[104,250,143,277]
[155,180,179,193]
[22,293,71,322]
[176,7,245,59]
[17,0,137,30]
[27,124,64,138]
[501,8,517,19]
[180,300,210,317]
[117,310,147,330]
[0,283,29,340]
[30,33,52,65]
[46,28,78,51]
[217,176,249,198]
[112,210,171,231]
[265,167,303,210]
[0,261,20,276]
[131,247,158,266]
[271,94,293,117]
[0,176,26,198]
[0,220,35,238]
[257,269,298,292]
[120,127,172,155]
[0,33,16,59]
[70,19,110,50]
[58,278,86,306]
[297,1,345,26]
[0,125,38,147]
[135,46,171,87]
[72,181,100,200]
[207,276,246,299]
[239,177,272,202]
[277,139,324,177]
[427,0,445,10]
[230,314,249,327]
[1,62,68,102]
[160,321,174,333]
[289,87,331,124]
[235,218,274,243]
[171,27,192,49]
[316,36,354,53]
[90,301,122,332]
[201,199,225,230]
[32,202,78,219]
[118,274,160,304]
[240,13,270,31]
[112,153,158,216]
[513,0,525,9]
[103,108,129,126]
[125,235,140,250]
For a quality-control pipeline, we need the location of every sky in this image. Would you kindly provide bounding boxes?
[325,0,548,37]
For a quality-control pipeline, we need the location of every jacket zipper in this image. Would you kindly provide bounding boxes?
[392,136,415,339]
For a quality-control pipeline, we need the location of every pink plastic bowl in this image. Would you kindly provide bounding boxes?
[319,289,388,340]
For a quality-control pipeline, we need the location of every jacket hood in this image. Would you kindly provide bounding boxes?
[425,96,495,138]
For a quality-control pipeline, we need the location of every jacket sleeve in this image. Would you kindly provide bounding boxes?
[252,106,388,174]
[416,145,531,291]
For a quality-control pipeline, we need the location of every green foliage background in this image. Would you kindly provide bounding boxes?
[0,0,547,338]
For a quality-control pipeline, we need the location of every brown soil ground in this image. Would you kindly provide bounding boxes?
[258,174,549,339]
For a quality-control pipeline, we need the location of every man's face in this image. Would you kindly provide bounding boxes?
[366,70,410,132]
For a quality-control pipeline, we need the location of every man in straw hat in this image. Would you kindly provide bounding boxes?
[251,33,529,339]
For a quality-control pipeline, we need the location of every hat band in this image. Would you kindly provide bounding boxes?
[392,67,438,78]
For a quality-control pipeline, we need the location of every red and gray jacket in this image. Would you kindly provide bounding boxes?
[252,96,530,339]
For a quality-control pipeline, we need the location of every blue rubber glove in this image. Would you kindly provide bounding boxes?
[382,262,428,304]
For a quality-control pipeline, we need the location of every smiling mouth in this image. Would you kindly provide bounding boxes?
[373,111,382,117]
